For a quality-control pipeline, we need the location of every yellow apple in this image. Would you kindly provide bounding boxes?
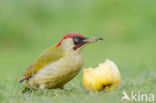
[83,60,121,91]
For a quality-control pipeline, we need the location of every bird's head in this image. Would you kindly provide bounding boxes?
[56,33,103,54]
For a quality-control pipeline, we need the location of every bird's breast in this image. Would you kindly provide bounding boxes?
[30,54,83,88]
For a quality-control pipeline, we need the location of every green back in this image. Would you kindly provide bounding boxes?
[23,46,64,78]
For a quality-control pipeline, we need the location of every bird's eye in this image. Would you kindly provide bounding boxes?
[74,38,79,43]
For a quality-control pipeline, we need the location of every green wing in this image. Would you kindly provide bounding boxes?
[19,46,64,83]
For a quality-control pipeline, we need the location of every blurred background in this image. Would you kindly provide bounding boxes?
[0,0,156,102]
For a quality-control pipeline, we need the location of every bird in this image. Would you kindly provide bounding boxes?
[19,33,103,92]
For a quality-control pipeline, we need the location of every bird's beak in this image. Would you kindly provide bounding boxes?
[83,37,104,43]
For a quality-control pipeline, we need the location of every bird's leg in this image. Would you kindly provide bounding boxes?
[59,86,64,90]
[22,87,34,94]
[54,85,64,90]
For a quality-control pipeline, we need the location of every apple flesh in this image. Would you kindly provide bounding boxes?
[83,60,121,91]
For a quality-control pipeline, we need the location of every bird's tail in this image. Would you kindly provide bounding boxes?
[19,75,32,83]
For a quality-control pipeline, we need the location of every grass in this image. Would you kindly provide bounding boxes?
[0,0,156,103]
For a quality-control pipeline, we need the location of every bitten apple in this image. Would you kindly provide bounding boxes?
[83,60,121,91]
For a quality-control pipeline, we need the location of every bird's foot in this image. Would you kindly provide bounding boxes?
[22,87,34,94]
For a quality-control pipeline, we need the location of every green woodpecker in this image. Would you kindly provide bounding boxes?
[19,33,103,90]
